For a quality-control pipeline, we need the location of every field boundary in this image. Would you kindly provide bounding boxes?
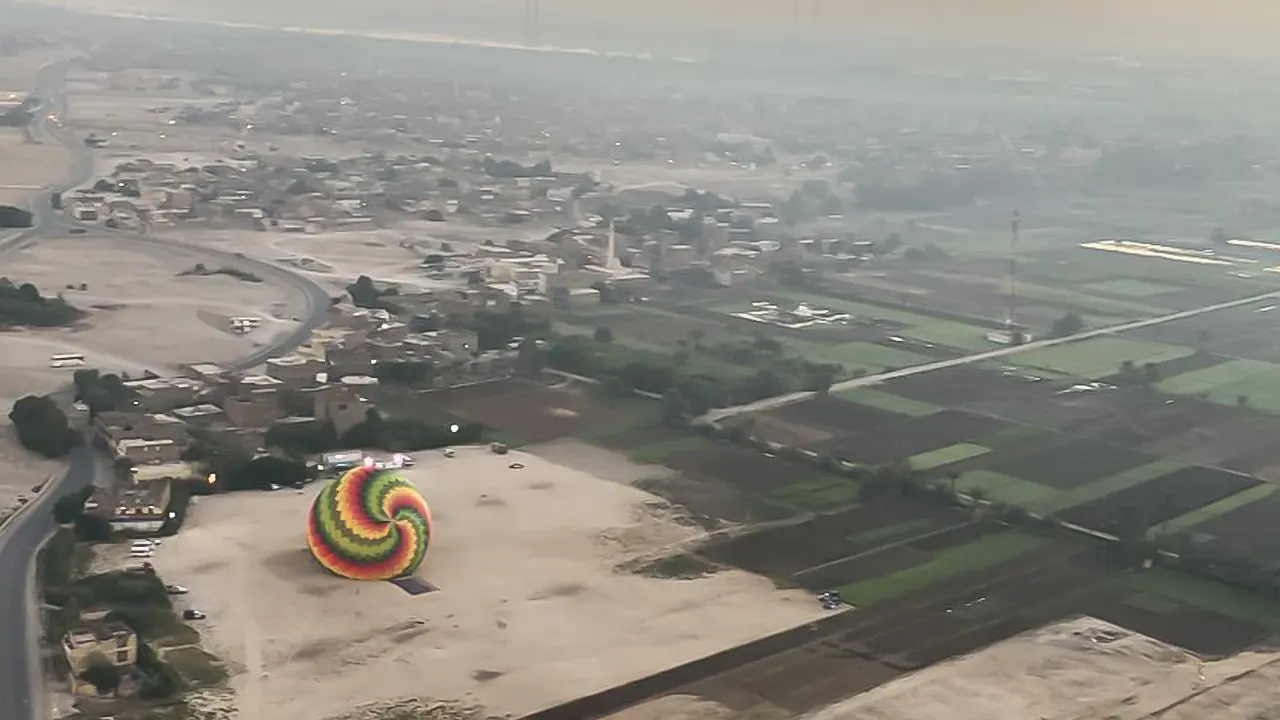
[793,519,982,584]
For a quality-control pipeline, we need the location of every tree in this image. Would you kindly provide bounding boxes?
[593,326,614,343]
[79,653,122,696]
[1050,312,1084,338]
[52,487,92,525]
[1237,394,1250,408]
[946,470,962,495]
[0,204,33,228]
[8,395,77,458]
[688,328,706,347]
[1113,504,1150,564]
[516,338,545,379]
[661,390,691,428]
[1141,362,1159,386]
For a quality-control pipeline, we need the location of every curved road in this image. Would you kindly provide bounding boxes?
[0,60,331,720]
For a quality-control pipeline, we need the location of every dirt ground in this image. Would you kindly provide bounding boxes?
[0,235,304,379]
[0,128,72,208]
[146,446,827,720]
[803,616,1280,720]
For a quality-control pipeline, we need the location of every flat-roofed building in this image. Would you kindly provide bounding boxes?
[63,621,137,697]
[103,480,172,533]
[265,355,325,388]
[131,461,195,483]
[115,438,181,465]
[170,403,225,425]
[120,377,204,413]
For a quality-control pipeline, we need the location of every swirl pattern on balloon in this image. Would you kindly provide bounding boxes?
[306,466,432,581]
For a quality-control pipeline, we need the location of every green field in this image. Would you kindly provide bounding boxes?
[1128,568,1280,630]
[1013,336,1194,379]
[716,291,996,352]
[1155,485,1278,536]
[1011,282,1168,319]
[1037,458,1185,515]
[839,531,1047,606]
[790,340,930,373]
[771,477,861,512]
[836,387,941,417]
[910,443,990,471]
[973,424,1046,448]
[849,518,937,547]
[1085,278,1185,298]
[1158,358,1280,413]
[953,469,1056,506]
[629,436,713,463]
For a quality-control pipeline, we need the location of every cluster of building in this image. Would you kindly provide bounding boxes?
[70,303,512,533]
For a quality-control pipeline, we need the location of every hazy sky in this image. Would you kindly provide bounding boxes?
[39,0,1280,59]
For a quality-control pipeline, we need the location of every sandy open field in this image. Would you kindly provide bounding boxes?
[0,128,72,208]
[62,68,405,177]
[0,234,304,389]
[180,222,557,296]
[803,616,1280,720]
[146,444,826,719]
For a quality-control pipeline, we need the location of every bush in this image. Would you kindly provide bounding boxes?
[0,277,83,327]
[52,487,93,525]
[73,569,171,609]
[340,412,483,452]
[0,204,33,228]
[216,455,316,492]
[9,394,77,458]
[136,642,184,699]
[73,513,113,542]
[264,420,338,456]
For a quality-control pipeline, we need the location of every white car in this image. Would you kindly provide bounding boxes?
[165,584,188,595]
[129,550,154,559]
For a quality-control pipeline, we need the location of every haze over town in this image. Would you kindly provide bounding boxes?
[5,1,1280,720]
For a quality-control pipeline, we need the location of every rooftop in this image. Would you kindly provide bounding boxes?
[133,462,195,482]
[65,621,134,649]
[116,438,176,450]
[109,481,171,517]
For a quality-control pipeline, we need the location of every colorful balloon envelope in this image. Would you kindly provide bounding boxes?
[307,465,432,581]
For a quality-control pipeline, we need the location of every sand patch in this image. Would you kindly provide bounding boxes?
[147,447,825,719]
[0,235,304,373]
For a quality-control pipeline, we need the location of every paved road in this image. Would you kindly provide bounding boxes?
[704,287,1280,423]
[0,60,332,720]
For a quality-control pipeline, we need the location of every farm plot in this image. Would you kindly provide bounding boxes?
[1175,492,1280,559]
[564,305,738,348]
[1057,465,1261,531]
[664,445,827,494]
[1012,336,1195,380]
[723,291,998,353]
[1131,301,1280,362]
[988,439,1155,490]
[817,411,1013,465]
[788,340,930,374]
[430,380,616,443]
[884,364,1051,407]
[697,503,946,579]
[765,395,905,434]
[1158,358,1280,414]
[835,387,942,417]
[1083,278,1189,298]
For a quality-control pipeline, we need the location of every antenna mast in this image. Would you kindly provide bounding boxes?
[524,0,542,46]
[1006,209,1020,329]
